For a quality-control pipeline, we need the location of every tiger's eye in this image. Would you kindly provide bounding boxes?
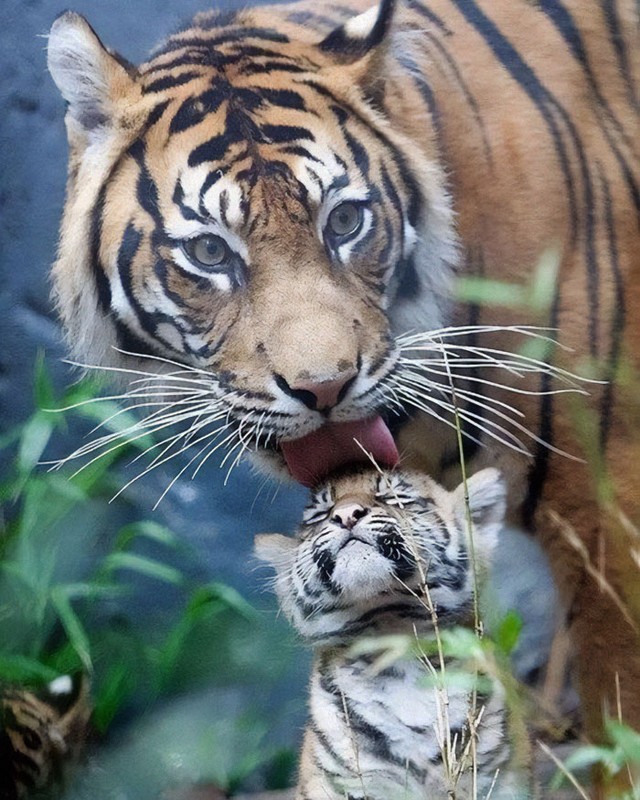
[184,234,228,269]
[327,202,363,238]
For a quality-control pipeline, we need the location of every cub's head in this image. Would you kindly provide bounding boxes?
[255,467,505,644]
[47,1,457,482]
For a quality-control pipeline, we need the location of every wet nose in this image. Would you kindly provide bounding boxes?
[275,368,358,412]
[331,503,369,530]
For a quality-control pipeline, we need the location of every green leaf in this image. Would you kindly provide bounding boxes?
[455,277,527,308]
[33,352,57,412]
[189,582,256,621]
[115,520,180,552]
[0,654,59,684]
[50,587,92,673]
[494,610,523,655]
[606,719,640,764]
[102,552,184,585]
[93,660,137,732]
[555,745,620,781]
[528,248,560,313]
[59,582,125,601]
[420,669,493,695]
[17,414,54,479]
[76,400,156,452]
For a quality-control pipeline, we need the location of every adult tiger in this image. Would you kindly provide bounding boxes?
[47,0,640,756]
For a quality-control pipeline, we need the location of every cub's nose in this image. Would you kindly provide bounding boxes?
[331,502,369,530]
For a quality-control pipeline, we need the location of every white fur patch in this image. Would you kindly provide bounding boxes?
[343,5,379,39]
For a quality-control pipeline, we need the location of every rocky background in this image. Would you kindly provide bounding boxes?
[0,1,560,796]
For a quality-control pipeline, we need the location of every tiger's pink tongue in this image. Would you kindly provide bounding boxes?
[280,416,399,487]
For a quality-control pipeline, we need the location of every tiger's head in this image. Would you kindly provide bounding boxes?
[47,0,457,483]
[255,467,505,644]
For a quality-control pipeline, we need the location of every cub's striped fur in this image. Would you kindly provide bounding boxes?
[256,468,529,799]
[47,0,640,740]
[0,675,91,800]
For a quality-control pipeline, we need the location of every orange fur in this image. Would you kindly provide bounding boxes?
[48,0,640,751]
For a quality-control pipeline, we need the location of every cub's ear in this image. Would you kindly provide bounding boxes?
[317,0,397,102]
[254,533,297,568]
[453,468,506,556]
[47,11,138,142]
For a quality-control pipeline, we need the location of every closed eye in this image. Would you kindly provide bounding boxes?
[303,507,333,525]
[302,488,334,526]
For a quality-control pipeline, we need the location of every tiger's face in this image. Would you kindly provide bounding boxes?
[47,2,457,482]
[256,468,504,644]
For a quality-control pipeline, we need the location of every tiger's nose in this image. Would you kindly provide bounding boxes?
[331,503,369,530]
[275,368,358,411]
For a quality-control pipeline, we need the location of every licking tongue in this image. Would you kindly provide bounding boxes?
[280,416,399,488]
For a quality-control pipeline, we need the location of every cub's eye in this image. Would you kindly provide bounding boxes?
[378,494,416,508]
[303,488,334,526]
[327,202,363,239]
[182,234,229,270]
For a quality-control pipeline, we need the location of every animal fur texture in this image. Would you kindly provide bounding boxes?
[47,0,640,741]
[257,467,530,799]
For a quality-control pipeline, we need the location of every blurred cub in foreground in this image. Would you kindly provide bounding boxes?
[257,467,529,800]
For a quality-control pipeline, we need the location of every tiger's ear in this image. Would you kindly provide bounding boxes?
[48,12,138,144]
[453,468,506,561]
[318,0,397,100]
[319,0,397,62]
[254,533,297,569]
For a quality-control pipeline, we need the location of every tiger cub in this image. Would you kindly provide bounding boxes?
[0,674,91,800]
[256,467,529,800]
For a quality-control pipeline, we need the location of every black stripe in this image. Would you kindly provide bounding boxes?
[598,168,626,451]
[406,0,453,36]
[143,71,202,94]
[89,182,112,313]
[172,181,204,222]
[240,60,308,76]
[342,127,370,177]
[279,144,322,163]
[603,0,639,112]
[448,0,579,245]
[310,721,351,770]
[130,141,161,225]
[424,30,493,166]
[537,0,639,180]
[169,87,227,135]
[189,134,231,167]
[256,87,307,112]
[522,289,560,529]
[261,124,315,144]
[145,100,170,128]
[154,28,290,58]
[199,166,229,212]
[305,81,423,226]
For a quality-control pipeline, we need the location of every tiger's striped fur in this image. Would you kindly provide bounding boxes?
[47,0,640,740]
[0,675,91,800]
[256,467,529,799]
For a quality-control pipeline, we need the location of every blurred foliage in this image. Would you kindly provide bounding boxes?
[0,355,297,794]
[551,718,640,799]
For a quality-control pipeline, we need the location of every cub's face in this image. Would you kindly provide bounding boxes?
[256,468,505,643]
[47,6,456,482]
